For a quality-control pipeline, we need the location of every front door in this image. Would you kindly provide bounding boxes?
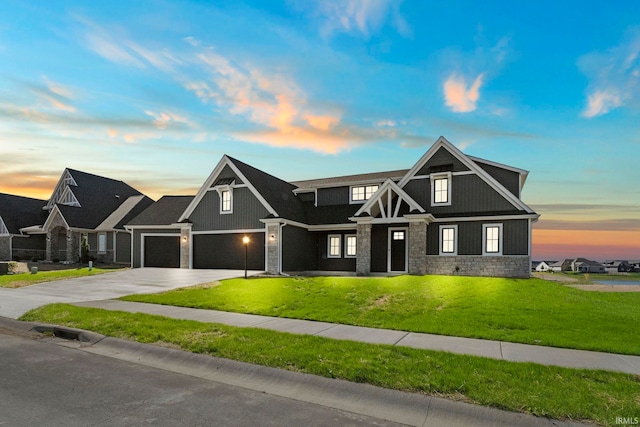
[388,228,407,273]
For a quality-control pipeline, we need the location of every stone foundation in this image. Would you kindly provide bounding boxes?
[426,255,531,278]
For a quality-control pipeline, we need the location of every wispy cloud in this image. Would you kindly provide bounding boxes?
[443,73,484,112]
[294,0,411,39]
[579,28,640,118]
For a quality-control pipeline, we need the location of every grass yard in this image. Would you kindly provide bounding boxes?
[20,304,640,427]
[122,275,640,355]
[0,267,121,288]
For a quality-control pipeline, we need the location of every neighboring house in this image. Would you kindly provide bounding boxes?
[572,258,606,273]
[128,137,539,278]
[533,261,554,272]
[629,261,640,272]
[0,193,48,261]
[603,260,631,273]
[1,169,153,264]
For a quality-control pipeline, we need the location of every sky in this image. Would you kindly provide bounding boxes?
[1,0,639,261]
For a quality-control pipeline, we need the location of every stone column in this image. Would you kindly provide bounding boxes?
[266,223,280,275]
[66,231,80,263]
[46,232,52,261]
[180,228,190,269]
[356,221,372,276]
[408,220,427,275]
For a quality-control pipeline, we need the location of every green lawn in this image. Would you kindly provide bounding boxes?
[122,275,640,355]
[0,267,122,288]
[20,304,640,427]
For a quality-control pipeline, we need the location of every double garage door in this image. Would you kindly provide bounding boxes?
[143,233,265,270]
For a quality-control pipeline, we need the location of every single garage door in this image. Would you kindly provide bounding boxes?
[144,235,180,268]
[193,233,265,270]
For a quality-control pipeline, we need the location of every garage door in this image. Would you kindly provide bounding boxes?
[193,233,265,270]
[144,235,180,268]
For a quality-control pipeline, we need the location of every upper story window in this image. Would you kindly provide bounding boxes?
[350,185,379,203]
[431,172,451,206]
[213,178,235,215]
[439,225,457,255]
[221,190,232,213]
[483,224,503,255]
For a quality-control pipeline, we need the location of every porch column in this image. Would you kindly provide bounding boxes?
[45,232,52,261]
[265,222,280,275]
[356,220,372,276]
[407,219,427,275]
[66,230,80,263]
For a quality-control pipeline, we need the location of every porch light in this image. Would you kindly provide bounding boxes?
[182,236,188,243]
[242,236,250,279]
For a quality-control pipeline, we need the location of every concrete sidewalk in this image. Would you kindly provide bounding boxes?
[74,299,640,375]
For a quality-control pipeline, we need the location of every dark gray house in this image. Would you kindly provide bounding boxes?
[1,169,153,263]
[128,137,539,278]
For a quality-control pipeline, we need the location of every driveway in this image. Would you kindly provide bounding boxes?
[0,268,252,319]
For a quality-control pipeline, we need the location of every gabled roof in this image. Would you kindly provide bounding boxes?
[353,179,424,219]
[179,156,308,223]
[0,193,48,235]
[96,195,154,231]
[44,169,145,230]
[398,136,535,214]
[128,196,195,226]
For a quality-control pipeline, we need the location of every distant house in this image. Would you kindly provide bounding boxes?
[533,261,554,272]
[629,261,640,272]
[1,169,153,263]
[572,258,605,273]
[603,260,631,273]
[549,259,572,272]
[127,137,540,278]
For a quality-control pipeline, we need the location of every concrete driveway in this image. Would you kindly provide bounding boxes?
[0,268,252,319]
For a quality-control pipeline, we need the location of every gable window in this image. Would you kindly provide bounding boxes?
[439,225,457,255]
[328,234,341,258]
[431,172,451,206]
[350,185,379,203]
[221,190,232,213]
[483,224,503,255]
[345,235,357,257]
[97,232,107,254]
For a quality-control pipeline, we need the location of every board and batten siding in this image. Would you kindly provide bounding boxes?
[474,162,521,198]
[427,219,529,256]
[116,231,131,263]
[416,147,470,175]
[404,174,518,215]
[316,186,349,206]
[189,187,270,231]
[282,225,317,272]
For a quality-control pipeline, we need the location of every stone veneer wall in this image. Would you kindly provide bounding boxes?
[356,223,372,276]
[408,221,427,275]
[266,224,280,274]
[425,255,531,278]
[0,236,10,261]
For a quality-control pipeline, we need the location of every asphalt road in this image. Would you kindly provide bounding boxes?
[0,327,401,427]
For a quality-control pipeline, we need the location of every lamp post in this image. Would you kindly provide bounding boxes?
[242,236,250,279]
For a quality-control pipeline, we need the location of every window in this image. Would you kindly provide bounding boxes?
[97,233,107,254]
[431,173,451,206]
[221,190,231,212]
[439,225,457,255]
[392,230,405,240]
[328,235,341,258]
[350,185,379,203]
[483,224,503,255]
[345,235,357,257]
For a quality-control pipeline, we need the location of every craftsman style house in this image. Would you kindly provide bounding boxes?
[128,137,539,277]
[0,169,152,263]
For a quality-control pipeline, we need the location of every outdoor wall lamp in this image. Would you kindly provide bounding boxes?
[182,236,188,243]
[269,234,276,241]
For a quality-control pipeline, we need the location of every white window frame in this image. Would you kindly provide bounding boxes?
[431,172,452,206]
[97,232,107,254]
[483,223,503,256]
[439,225,457,255]
[216,186,233,214]
[349,184,380,204]
[345,234,357,258]
[328,234,342,258]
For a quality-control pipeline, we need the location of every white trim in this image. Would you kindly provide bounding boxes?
[58,187,81,207]
[344,234,357,258]
[42,205,70,232]
[349,184,381,204]
[387,227,408,273]
[0,216,8,236]
[482,223,503,256]
[292,174,406,192]
[431,172,452,206]
[439,225,458,256]
[328,234,342,258]
[140,232,180,268]
[44,169,77,210]
[398,136,534,213]
[353,179,425,219]
[217,187,233,214]
[432,214,539,222]
[191,228,266,235]
[125,224,185,230]
[179,156,278,222]
[112,232,117,263]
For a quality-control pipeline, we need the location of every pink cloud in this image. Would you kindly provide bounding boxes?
[443,73,484,113]
[581,89,622,118]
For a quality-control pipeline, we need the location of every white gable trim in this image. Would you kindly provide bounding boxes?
[179,156,277,222]
[42,205,70,231]
[58,186,81,207]
[0,216,8,235]
[398,136,534,213]
[45,169,77,210]
[353,179,424,219]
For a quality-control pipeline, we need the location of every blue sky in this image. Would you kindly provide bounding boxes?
[1,0,639,259]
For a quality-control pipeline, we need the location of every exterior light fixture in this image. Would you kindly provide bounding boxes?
[182,236,188,243]
[242,236,250,279]
[269,234,276,241]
